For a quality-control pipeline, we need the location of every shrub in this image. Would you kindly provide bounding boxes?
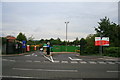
[104,47,120,57]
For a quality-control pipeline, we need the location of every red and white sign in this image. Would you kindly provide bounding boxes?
[34,46,37,50]
[27,45,30,51]
[95,37,109,46]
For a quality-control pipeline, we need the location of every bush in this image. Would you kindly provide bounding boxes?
[104,47,120,57]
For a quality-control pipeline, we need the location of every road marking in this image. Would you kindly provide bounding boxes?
[107,71,120,73]
[116,62,120,64]
[25,55,31,56]
[71,61,78,63]
[43,55,51,61]
[3,59,15,62]
[43,55,54,62]
[9,60,16,62]
[54,61,60,63]
[26,60,32,62]
[89,61,96,64]
[12,68,78,72]
[69,57,82,61]
[98,61,106,64]
[34,61,41,62]
[32,53,35,56]
[50,56,54,62]
[61,61,68,63]
[107,62,115,64]
[105,59,118,60]
[1,75,39,79]
[2,59,8,61]
[80,61,87,64]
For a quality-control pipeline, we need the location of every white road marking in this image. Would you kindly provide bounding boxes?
[12,68,78,72]
[50,56,54,62]
[107,62,115,64]
[54,61,60,63]
[43,55,51,61]
[32,53,35,56]
[98,61,106,64]
[69,57,82,61]
[61,61,68,63]
[43,55,53,62]
[107,71,120,73]
[89,61,96,64]
[105,59,118,60]
[116,62,120,64]
[25,55,31,56]
[71,61,78,63]
[1,75,39,79]
[80,61,87,64]
[9,60,16,62]
[34,61,41,62]
[3,59,15,62]
[26,60,32,62]
[2,59,8,61]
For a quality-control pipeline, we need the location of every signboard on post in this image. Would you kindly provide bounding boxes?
[102,37,109,46]
[95,37,109,46]
[95,37,101,46]
[22,40,26,48]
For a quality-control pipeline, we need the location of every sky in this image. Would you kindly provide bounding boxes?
[1,1,118,41]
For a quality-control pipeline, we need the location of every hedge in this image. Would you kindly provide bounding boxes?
[103,47,120,57]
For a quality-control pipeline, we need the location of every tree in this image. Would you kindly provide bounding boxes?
[85,34,99,54]
[95,16,120,47]
[39,39,45,43]
[95,16,110,36]
[73,37,80,46]
[16,32,27,41]
[80,38,87,54]
[56,38,61,45]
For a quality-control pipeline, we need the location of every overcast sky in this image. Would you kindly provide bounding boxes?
[1,1,118,41]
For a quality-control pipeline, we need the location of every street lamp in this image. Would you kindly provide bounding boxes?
[65,21,69,52]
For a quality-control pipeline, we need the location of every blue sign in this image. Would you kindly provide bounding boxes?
[22,41,26,48]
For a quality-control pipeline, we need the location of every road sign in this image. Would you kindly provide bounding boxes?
[95,37,109,46]
[22,41,26,48]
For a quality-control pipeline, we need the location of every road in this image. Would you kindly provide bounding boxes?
[2,51,120,80]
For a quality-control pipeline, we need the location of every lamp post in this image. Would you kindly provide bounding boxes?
[65,21,69,52]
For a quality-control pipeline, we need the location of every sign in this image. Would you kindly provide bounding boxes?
[22,41,26,48]
[102,37,109,46]
[95,37,109,46]
[27,45,30,51]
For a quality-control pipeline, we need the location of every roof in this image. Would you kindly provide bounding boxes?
[6,36,16,40]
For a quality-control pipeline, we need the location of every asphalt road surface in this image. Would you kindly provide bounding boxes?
[2,51,120,80]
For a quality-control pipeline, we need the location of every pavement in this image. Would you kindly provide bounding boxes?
[1,51,120,80]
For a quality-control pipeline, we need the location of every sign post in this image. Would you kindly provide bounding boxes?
[95,37,109,56]
[22,41,26,53]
